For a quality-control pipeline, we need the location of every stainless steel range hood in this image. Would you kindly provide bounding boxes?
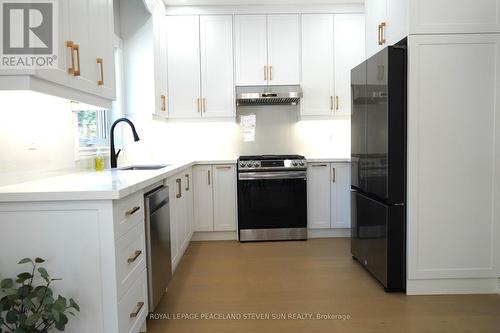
[236,85,303,106]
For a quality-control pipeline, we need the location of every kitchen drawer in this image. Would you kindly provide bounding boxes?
[118,269,148,333]
[116,223,146,300]
[114,192,144,239]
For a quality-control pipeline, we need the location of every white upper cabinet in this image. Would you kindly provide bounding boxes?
[152,0,168,117]
[2,0,116,107]
[334,14,365,116]
[330,163,351,229]
[235,14,300,86]
[301,14,335,117]
[307,163,331,229]
[365,0,388,58]
[267,15,301,85]
[193,165,214,232]
[212,165,237,232]
[409,0,500,34]
[166,16,201,119]
[200,15,235,118]
[301,14,364,118]
[235,15,268,86]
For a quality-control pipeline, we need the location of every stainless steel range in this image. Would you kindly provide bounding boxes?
[237,155,308,242]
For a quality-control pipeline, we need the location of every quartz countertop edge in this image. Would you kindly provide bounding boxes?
[0,158,349,202]
[306,158,351,163]
[0,160,237,203]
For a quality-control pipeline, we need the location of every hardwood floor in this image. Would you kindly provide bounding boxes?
[147,238,500,333]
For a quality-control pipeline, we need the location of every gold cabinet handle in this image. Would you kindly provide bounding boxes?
[332,168,336,183]
[335,96,339,111]
[378,22,386,45]
[203,98,206,113]
[197,98,200,112]
[330,96,334,111]
[66,41,75,74]
[269,65,273,81]
[185,174,190,191]
[72,44,81,76]
[264,65,267,81]
[96,58,104,85]
[208,170,211,185]
[127,250,142,263]
[176,178,182,198]
[125,206,140,217]
[161,95,166,112]
[130,302,144,318]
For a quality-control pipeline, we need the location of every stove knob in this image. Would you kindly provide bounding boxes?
[292,161,298,166]
[240,162,246,168]
[253,162,259,168]
[299,161,305,166]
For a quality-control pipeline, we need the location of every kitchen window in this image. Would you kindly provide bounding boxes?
[74,108,110,158]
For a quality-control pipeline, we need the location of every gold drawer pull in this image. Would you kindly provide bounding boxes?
[335,96,339,111]
[176,178,182,198]
[127,250,142,263]
[161,95,166,112]
[125,206,140,216]
[130,301,144,318]
[264,65,267,81]
[97,58,104,85]
[72,44,81,76]
[215,166,232,169]
[269,65,273,81]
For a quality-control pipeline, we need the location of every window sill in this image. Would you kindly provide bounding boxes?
[75,146,110,161]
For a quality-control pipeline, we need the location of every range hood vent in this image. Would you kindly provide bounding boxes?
[236,85,303,106]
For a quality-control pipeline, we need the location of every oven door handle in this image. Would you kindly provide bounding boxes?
[238,171,307,181]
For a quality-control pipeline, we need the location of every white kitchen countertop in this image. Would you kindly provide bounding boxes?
[0,159,237,203]
[0,157,349,203]
[306,158,351,163]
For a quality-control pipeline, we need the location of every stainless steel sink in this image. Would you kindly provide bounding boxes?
[119,164,170,171]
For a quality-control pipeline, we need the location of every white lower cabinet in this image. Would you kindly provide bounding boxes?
[167,168,194,271]
[307,162,351,230]
[193,164,237,232]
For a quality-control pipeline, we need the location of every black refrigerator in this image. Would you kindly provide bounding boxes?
[350,39,407,291]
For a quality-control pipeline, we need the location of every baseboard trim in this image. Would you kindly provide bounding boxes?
[308,228,351,238]
[407,278,500,295]
[192,231,238,241]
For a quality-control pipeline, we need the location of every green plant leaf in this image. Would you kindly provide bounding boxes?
[17,258,32,265]
[37,267,50,283]
[34,258,45,264]
[0,279,13,289]
[17,285,32,299]
[13,328,26,333]
[54,312,68,331]
[0,288,18,298]
[25,313,41,326]
[51,308,60,323]
[6,310,18,324]
[69,298,80,312]
[52,296,66,312]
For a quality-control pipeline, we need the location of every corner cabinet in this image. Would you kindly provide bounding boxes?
[307,162,351,230]
[0,0,116,108]
[235,14,300,86]
[301,14,365,118]
[193,164,237,232]
[166,15,235,120]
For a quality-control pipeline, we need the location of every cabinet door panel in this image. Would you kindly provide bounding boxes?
[213,165,237,232]
[307,163,331,229]
[235,15,268,86]
[331,163,351,229]
[386,0,408,44]
[267,14,300,85]
[334,14,365,116]
[184,169,194,241]
[301,14,334,117]
[166,15,201,119]
[153,1,168,116]
[193,165,214,232]
[409,0,500,34]
[365,0,387,58]
[200,15,234,118]
[167,177,179,265]
[90,0,115,100]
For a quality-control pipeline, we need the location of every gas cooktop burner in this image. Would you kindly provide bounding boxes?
[238,155,306,171]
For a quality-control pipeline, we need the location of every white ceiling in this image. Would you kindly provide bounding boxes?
[165,0,363,6]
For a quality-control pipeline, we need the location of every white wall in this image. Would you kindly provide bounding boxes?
[120,106,350,164]
[0,91,92,186]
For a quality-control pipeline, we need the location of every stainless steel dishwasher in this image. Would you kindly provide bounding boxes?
[144,185,172,311]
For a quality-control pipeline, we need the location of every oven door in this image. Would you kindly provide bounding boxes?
[237,171,307,240]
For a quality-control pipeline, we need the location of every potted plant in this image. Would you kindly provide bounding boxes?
[0,258,80,333]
